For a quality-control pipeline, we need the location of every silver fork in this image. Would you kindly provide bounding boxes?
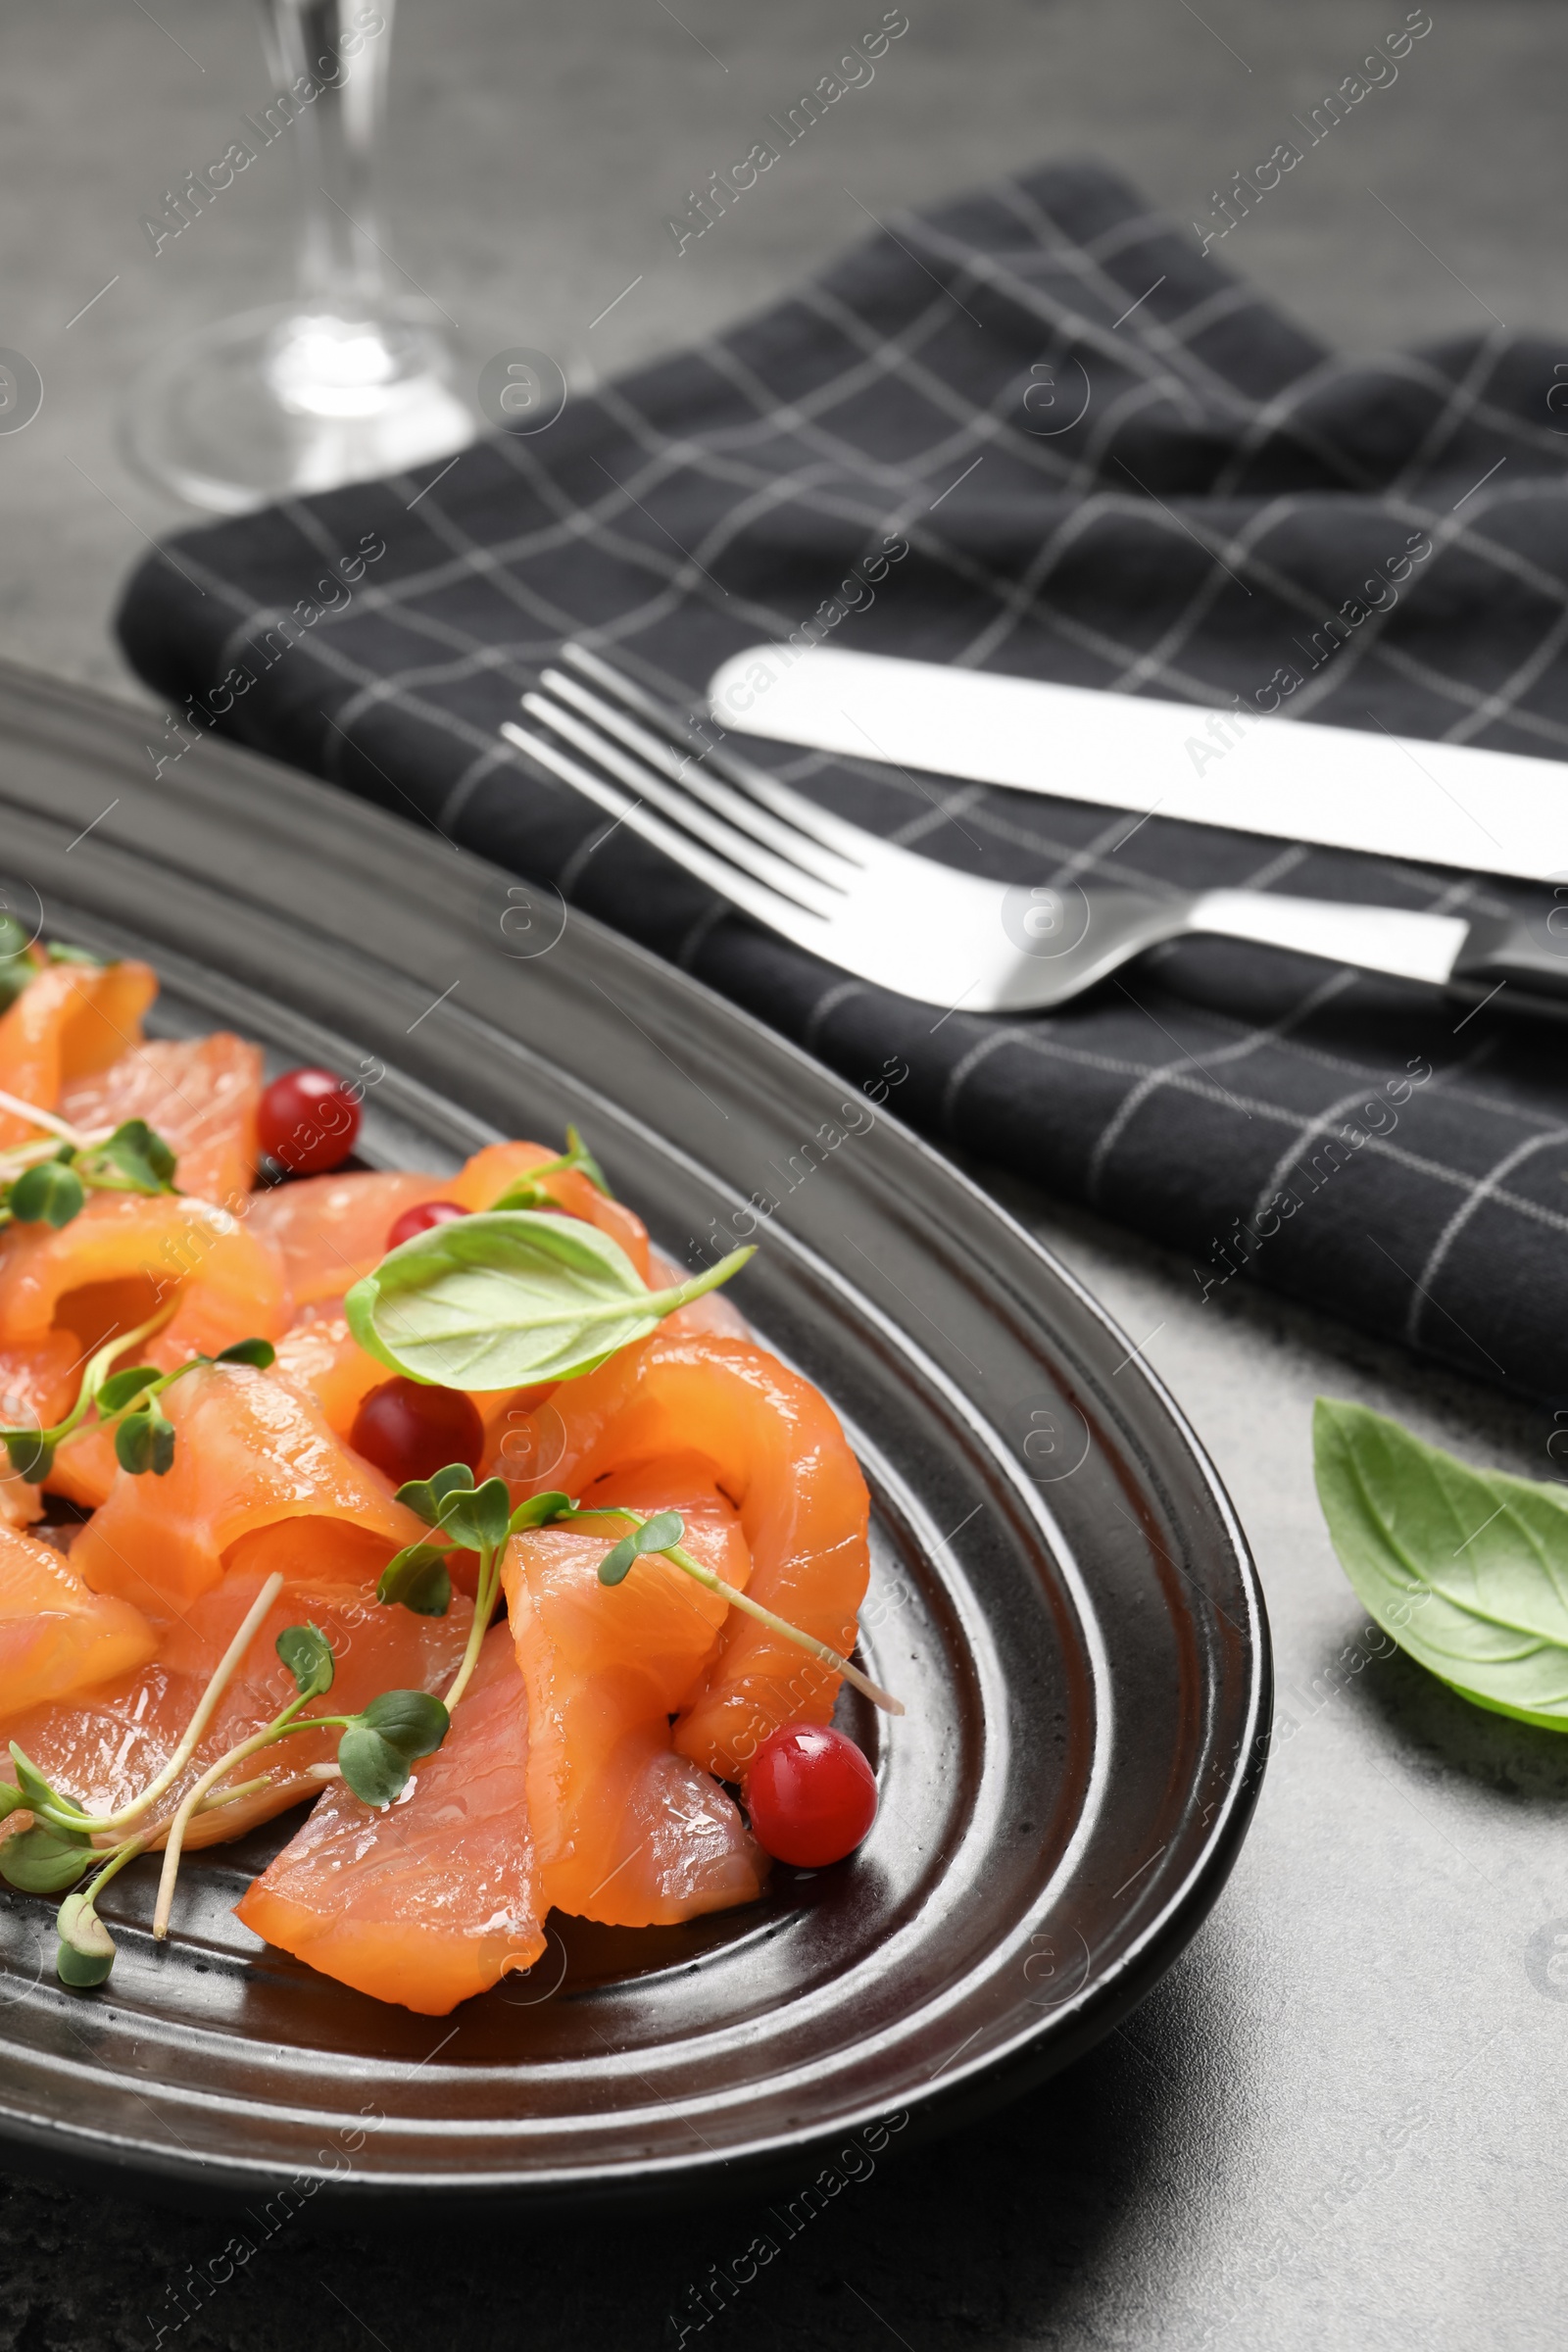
[498,647,1557,1017]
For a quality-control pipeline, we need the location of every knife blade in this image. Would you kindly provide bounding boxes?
[706,645,1568,886]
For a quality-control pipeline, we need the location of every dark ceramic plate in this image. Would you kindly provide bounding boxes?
[0,661,1268,2210]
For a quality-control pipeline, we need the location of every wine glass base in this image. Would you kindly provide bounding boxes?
[122,300,480,515]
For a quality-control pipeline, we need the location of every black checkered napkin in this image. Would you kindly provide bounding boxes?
[117,160,1568,1401]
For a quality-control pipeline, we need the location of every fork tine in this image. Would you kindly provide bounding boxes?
[500,720,833,945]
[539,666,858,890]
[560,643,893,866]
[521,689,843,916]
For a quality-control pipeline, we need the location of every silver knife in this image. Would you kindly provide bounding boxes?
[706,644,1568,888]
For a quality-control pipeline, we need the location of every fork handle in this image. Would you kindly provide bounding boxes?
[1187,890,1468,987]
[1446,913,1568,1010]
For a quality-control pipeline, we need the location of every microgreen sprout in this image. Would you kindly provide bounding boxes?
[564,1503,905,1717]
[382,1464,519,1709]
[0,916,36,1016]
[151,1619,449,1940]
[0,1110,179,1240]
[377,1478,905,1719]
[0,1329,276,1487]
[56,1837,147,1988]
[0,1567,451,1977]
[0,928,100,1022]
[488,1125,613,1209]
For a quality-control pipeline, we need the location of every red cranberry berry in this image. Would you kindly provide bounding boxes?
[747,1723,877,1867]
[258,1066,361,1175]
[386,1200,467,1250]
[350,1377,484,1485]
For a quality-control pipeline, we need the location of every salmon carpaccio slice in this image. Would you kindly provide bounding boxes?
[249,1144,653,1313]
[71,1363,426,1611]
[0,960,158,1148]
[60,1034,264,1211]
[0,1192,289,1371]
[0,1192,292,1516]
[272,1302,391,1441]
[0,1334,81,1524]
[247,1172,450,1308]
[507,1330,870,1785]
[0,1522,155,1713]
[502,1463,766,1927]
[235,1626,543,2016]
[3,1569,470,1852]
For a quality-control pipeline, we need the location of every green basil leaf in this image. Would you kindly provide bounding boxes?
[115,1410,175,1477]
[394,1462,477,1528]
[1,1828,94,1893]
[1314,1396,1568,1728]
[345,1211,753,1391]
[9,1745,81,1821]
[507,1490,578,1534]
[337,1724,413,1808]
[435,1476,511,1553]
[96,1365,162,1414]
[275,1623,334,1699]
[216,1338,276,1368]
[2,1430,53,1483]
[45,942,103,967]
[0,1783,27,1823]
[10,1160,85,1228]
[56,1892,115,1987]
[376,1544,453,1617]
[358,1689,450,1760]
[596,1534,638,1587]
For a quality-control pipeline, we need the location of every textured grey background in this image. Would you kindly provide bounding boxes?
[3,3,1568,2347]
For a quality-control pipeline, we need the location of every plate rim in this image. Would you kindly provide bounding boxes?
[0,658,1271,2206]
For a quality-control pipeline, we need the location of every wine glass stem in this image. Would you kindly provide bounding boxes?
[253,0,397,313]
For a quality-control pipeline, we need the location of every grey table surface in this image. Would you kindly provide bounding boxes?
[3,2,1567,2346]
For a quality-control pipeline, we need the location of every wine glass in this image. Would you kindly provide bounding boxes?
[122,0,477,514]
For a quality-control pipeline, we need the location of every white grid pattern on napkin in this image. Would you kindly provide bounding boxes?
[121,160,1568,1395]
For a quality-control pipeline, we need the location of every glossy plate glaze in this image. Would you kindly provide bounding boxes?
[0,661,1268,2210]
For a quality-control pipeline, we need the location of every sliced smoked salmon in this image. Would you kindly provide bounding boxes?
[0,1522,156,1713]
[272,1302,391,1441]
[504,1329,870,1785]
[0,1333,83,1521]
[60,1033,264,1211]
[502,1462,766,1926]
[235,1624,542,2015]
[0,959,159,1149]
[247,1171,447,1307]
[71,1362,426,1610]
[0,1191,289,1375]
[2,1567,469,1850]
